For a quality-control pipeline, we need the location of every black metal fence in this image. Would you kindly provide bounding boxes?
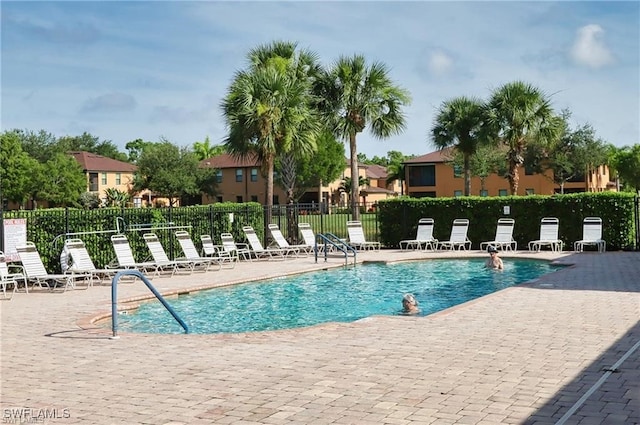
[0,203,380,272]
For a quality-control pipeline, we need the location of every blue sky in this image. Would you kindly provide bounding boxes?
[2,1,638,159]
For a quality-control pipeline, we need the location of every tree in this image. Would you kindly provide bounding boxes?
[193,136,225,160]
[448,143,505,195]
[134,141,216,206]
[318,54,411,219]
[611,144,640,193]
[125,138,154,163]
[431,96,486,196]
[0,131,35,206]
[14,129,58,163]
[486,81,560,195]
[221,40,320,224]
[57,132,127,161]
[38,153,87,207]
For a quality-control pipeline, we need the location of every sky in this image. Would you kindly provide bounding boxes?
[1,1,639,159]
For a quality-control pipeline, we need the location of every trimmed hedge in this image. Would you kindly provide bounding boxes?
[378,192,637,251]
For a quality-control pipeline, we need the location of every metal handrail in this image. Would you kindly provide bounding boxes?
[314,233,356,265]
[111,270,189,338]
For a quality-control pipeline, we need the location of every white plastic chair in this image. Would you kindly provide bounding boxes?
[64,238,130,285]
[399,218,437,251]
[268,224,309,256]
[346,221,381,251]
[437,219,472,251]
[143,233,201,275]
[242,226,289,260]
[200,235,237,268]
[174,231,222,271]
[480,218,517,251]
[220,233,252,261]
[1,251,26,299]
[574,217,606,253]
[528,217,563,252]
[16,242,89,292]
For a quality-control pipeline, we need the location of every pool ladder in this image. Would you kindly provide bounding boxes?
[314,233,357,266]
[110,270,189,338]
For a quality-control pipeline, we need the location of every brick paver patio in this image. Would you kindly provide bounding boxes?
[1,250,638,424]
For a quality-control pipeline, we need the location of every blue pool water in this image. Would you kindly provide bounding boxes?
[115,259,562,334]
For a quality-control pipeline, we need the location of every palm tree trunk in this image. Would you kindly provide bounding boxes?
[509,162,520,195]
[265,155,274,228]
[349,133,359,221]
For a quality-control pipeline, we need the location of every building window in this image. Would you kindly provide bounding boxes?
[453,164,463,178]
[215,170,223,183]
[408,165,436,187]
[454,190,463,197]
[216,196,223,203]
[251,168,258,182]
[236,195,243,203]
[250,195,258,202]
[89,173,99,192]
[498,189,508,196]
[526,188,535,195]
[273,195,279,205]
[480,190,489,197]
[101,173,107,185]
[115,173,121,185]
[524,163,536,175]
[236,169,243,182]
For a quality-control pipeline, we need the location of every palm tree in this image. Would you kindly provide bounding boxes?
[431,96,486,196]
[221,41,320,224]
[318,55,411,220]
[385,161,405,195]
[193,136,224,160]
[486,81,559,195]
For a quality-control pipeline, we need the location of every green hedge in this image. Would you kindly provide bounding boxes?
[378,192,637,251]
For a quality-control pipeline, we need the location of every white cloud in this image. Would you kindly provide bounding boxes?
[428,51,454,76]
[570,24,614,68]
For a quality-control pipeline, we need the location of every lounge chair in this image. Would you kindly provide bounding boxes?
[268,224,310,255]
[64,238,132,285]
[528,217,563,252]
[219,233,252,261]
[346,221,381,251]
[574,217,606,253]
[1,251,27,299]
[16,242,89,292]
[298,223,329,253]
[242,226,289,260]
[143,233,202,275]
[174,231,222,271]
[110,234,162,276]
[200,235,237,268]
[480,218,517,251]
[437,219,472,251]
[399,218,438,251]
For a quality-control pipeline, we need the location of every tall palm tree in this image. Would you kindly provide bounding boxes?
[318,55,410,220]
[431,96,486,196]
[221,41,320,224]
[486,81,559,195]
[193,136,224,160]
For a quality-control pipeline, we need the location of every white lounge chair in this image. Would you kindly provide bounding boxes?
[242,226,289,260]
[399,218,438,251]
[1,251,27,299]
[346,221,381,251]
[174,231,222,271]
[480,218,517,251]
[143,233,202,275]
[110,234,162,276]
[574,217,606,253]
[220,233,252,262]
[64,238,131,285]
[528,217,563,252]
[299,223,329,253]
[437,219,472,251]
[200,235,237,268]
[268,224,310,255]
[16,242,89,292]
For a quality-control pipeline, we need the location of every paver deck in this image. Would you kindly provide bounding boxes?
[1,250,638,424]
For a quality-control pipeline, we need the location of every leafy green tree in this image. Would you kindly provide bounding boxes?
[448,143,505,195]
[38,153,87,207]
[431,96,487,196]
[14,129,58,163]
[318,55,411,219]
[486,81,560,195]
[611,144,640,192]
[57,132,127,161]
[193,136,225,160]
[133,141,216,206]
[0,131,36,206]
[125,138,154,163]
[78,192,101,209]
[221,40,320,223]
[340,176,370,200]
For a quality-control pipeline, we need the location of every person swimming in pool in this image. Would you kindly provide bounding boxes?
[485,246,504,270]
[401,293,420,315]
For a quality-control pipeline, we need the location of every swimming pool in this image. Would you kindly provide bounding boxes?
[115,258,562,334]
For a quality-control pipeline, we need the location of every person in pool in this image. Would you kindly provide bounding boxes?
[485,246,504,270]
[402,293,420,314]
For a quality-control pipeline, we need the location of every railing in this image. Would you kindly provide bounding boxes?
[314,233,357,266]
[110,270,189,338]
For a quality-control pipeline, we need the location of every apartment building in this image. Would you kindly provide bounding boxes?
[404,149,614,198]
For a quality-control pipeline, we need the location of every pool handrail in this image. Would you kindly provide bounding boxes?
[111,270,189,338]
[315,233,356,265]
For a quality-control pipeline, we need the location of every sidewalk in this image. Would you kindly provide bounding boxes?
[1,250,638,424]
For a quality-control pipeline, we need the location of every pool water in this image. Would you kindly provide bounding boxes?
[116,259,562,334]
